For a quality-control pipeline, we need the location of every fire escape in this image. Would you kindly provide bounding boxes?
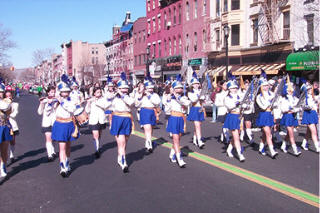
[257,0,288,45]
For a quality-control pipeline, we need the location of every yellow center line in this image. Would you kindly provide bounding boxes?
[132,130,320,208]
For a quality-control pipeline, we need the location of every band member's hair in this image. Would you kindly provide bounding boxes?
[45,86,56,94]
[93,87,102,95]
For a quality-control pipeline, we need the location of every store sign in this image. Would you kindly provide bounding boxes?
[188,58,202,66]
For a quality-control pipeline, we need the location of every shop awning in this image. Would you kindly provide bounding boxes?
[232,63,285,76]
[207,66,232,76]
[286,51,319,71]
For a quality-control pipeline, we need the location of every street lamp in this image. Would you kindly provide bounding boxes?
[223,24,230,80]
[146,46,150,76]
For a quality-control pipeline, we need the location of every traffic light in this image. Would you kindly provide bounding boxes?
[10,66,15,71]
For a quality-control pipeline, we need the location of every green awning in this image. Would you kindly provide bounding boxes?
[286,51,319,71]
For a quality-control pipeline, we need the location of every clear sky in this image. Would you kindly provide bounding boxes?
[0,0,146,69]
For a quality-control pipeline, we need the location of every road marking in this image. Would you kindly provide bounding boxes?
[132,130,320,208]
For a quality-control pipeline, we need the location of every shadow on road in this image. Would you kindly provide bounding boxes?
[69,142,116,175]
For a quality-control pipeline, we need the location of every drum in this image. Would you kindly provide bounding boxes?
[74,107,89,127]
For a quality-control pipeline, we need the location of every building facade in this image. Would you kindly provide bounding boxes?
[146,0,183,81]
[133,17,147,79]
[61,40,107,84]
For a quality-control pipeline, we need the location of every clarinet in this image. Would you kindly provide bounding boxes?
[270,74,287,109]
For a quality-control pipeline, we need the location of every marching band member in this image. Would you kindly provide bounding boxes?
[167,75,191,168]
[300,82,320,153]
[223,79,245,162]
[279,82,301,156]
[70,77,84,106]
[135,74,161,153]
[86,86,111,158]
[214,81,230,143]
[0,82,12,178]
[256,78,278,158]
[103,77,116,126]
[269,79,283,144]
[110,73,135,172]
[5,89,19,164]
[52,75,80,177]
[239,79,255,144]
[38,86,58,162]
[130,81,143,126]
[187,72,205,149]
[162,80,173,138]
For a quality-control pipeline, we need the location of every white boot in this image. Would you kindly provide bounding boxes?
[169,149,177,163]
[314,141,320,153]
[117,155,128,172]
[176,152,186,168]
[223,128,230,143]
[237,148,245,162]
[0,162,7,178]
[226,143,234,158]
[197,137,205,149]
[301,139,309,150]
[281,141,287,153]
[193,135,197,146]
[220,132,224,143]
[269,145,278,159]
[240,130,244,141]
[259,143,266,156]
[246,129,253,143]
[292,144,301,156]
[59,161,67,177]
[46,142,54,160]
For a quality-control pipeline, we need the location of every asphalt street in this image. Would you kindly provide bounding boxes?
[0,91,319,213]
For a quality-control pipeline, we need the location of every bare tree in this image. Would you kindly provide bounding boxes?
[0,24,16,64]
[32,48,55,66]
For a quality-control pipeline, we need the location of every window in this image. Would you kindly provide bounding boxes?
[134,33,137,43]
[231,24,240,46]
[92,57,94,64]
[216,0,220,17]
[179,36,182,54]
[231,0,240,10]
[96,57,98,64]
[169,38,172,56]
[153,18,156,33]
[174,7,176,25]
[148,0,150,12]
[186,34,189,55]
[253,19,258,43]
[139,32,142,43]
[216,29,220,49]
[153,44,156,58]
[283,11,290,40]
[224,0,228,12]
[203,29,206,49]
[164,12,167,29]
[174,37,177,55]
[194,32,198,52]
[148,21,151,34]
[186,2,190,21]
[159,42,162,57]
[169,9,172,24]
[164,39,167,55]
[134,56,137,66]
[179,5,182,24]
[306,14,314,44]
[158,15,161,31]
[153,0,155,9]
[143,30,146,41]
[194,0,198,18]
[203,0,207,15]
[139,55,142,65]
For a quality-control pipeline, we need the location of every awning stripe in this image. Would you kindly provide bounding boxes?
[232,63,285,75]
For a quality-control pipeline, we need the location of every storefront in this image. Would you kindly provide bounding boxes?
[286,50,319,81]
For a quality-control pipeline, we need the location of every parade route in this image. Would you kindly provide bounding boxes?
[0,92,319,213]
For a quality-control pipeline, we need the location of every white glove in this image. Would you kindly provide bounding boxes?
[199,95,205,100]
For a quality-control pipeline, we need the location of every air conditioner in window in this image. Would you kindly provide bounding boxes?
[167,21,172,28]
